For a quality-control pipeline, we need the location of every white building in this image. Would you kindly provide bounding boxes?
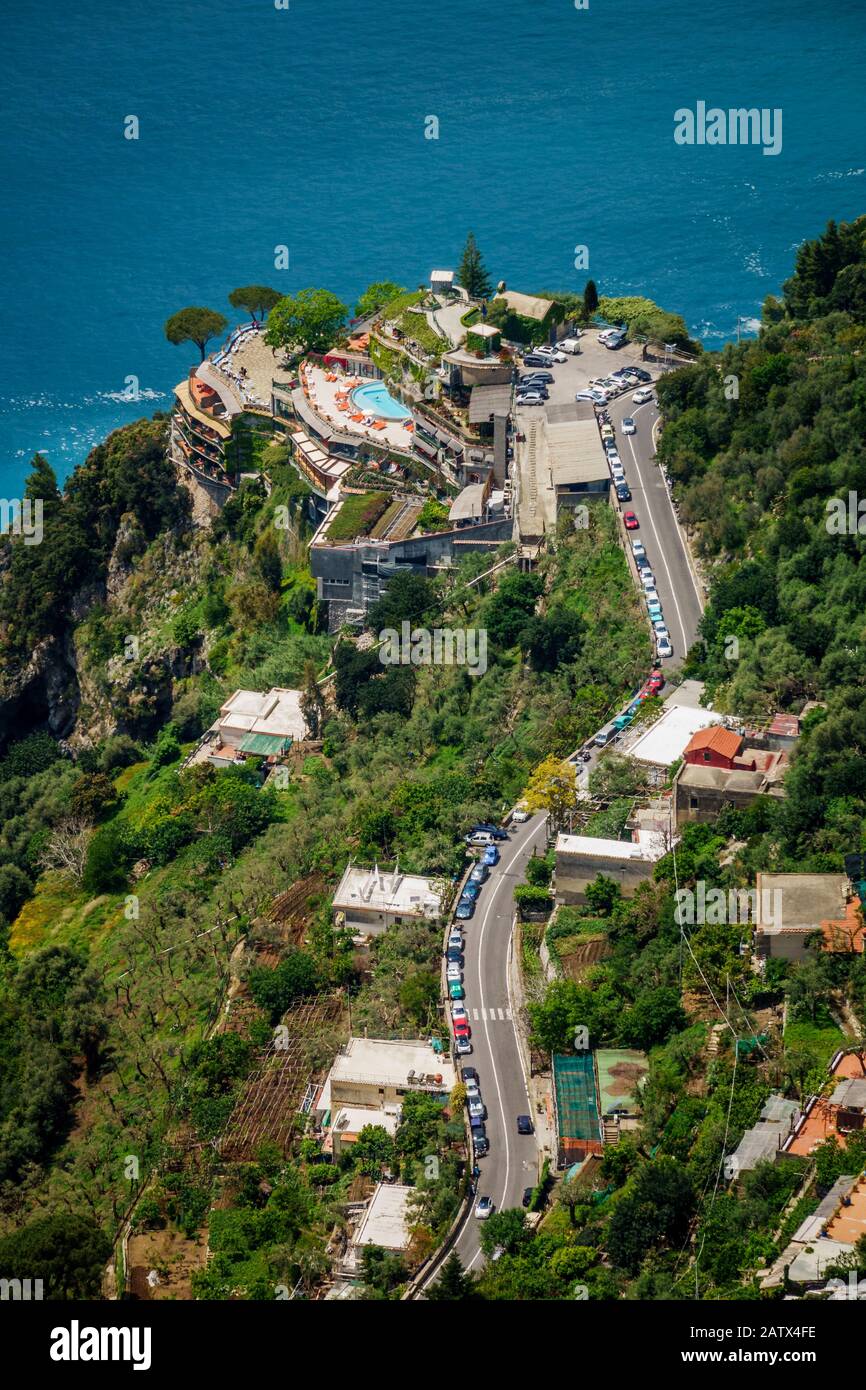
[332,861,443,936]
[352,1183,414,1255]
[430,269,455,294]
[217,687,309,753]
[555,831,670,903]
[318,1038,455,1114]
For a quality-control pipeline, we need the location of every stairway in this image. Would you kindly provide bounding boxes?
[602,1117,620,1145]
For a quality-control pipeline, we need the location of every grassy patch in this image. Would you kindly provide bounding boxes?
[325,491,390,543]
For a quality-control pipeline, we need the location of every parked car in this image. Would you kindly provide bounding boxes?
[446,963,463,983]
[461,882,481,901]
[640,571,655,589]
[472,824,508,840]
[600,424,615,440]
[446,947,463,966]
[644,587,660,605]
[516,391,544,406]
[516,1115,534,1135]
[511,806,530,823]
[472,1125,489,1157]
[631,539,646,560]
[647,670,665,694]
[604,437,619,452]
[623,511,639,529]
[449,980,465,1001]
[448,929,464,949]
[463,1066,479,1086]
[523,352,554,367]
[475,1196,494,1220]
[470,864,490,884]
[468,1095,485,1120]
[616,482,631,502]
[647,602,663,621]
[594,728,612,747]
[631,367,652,382]
[465,831,496,846]
[517,384,548,399]
[559,336,583,354]
[455,899,475,920]
[632,387,654,404]
[534,346,566,363]
[522,1186,535,1209]
[482,845,500,866]
[519,370,554,383]
[621,416,636,434]
[657,637,673,658]
[456,1035,472,1055]
[654,624,671,643]
[575,390,597,402]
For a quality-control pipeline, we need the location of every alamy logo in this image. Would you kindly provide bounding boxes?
[50,1321,152,1372]
[378,622,487,676]
[826,492,866,535]
[0,498,43,545]
[0,1277,43,1300]
[675,881,782,926]
[674,102,782,156]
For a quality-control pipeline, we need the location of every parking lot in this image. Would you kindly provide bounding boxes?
[516,327,661,411]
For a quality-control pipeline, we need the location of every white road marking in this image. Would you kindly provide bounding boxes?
[472,1009,479,1020]
[497,1008,504,1021]
[462,824,543,1273]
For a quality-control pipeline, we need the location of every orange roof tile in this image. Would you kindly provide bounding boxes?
[685,726,743,759]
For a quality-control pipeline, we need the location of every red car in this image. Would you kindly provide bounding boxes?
[453,1020,471,1039]
[647,671,665,694]
[623,511,639,530]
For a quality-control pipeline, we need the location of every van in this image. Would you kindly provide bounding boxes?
[559,337,582,354]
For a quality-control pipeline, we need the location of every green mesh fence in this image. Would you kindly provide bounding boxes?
[553,1053,599,1142]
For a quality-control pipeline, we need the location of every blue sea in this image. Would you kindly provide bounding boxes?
[1,0,865,493]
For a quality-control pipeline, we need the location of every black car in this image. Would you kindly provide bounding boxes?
[471,823,508,841]
[522,1186,535,1209]
[517,386,548,400]
[462,1066,480,1087]
[523,353,553,367]
[631,367,652,382]
[616,482,632,502]
[516,1115,533,1135]
[519,370,554,384]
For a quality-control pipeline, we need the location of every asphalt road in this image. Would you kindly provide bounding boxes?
[431,814,549,1283]
[608,389,704,666]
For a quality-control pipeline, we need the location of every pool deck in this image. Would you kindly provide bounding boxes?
[303,362,417,453]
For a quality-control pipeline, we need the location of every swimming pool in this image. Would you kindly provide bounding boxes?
[351,380,411,421]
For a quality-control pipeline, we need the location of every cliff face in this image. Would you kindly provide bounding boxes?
[0,517,207,752]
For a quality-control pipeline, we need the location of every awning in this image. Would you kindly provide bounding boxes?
[238,733,292,756]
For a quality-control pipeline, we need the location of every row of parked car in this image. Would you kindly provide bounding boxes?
[589,665,666,751]
[630,536,674,659]
[576,363,653,407]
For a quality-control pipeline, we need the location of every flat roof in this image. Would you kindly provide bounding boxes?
[329,1037,456,1092]
[468,383,512,421]
[468,322,499,337]
[332,1107,399,1139]
[555,832,667,863]
[219,687,308,742]
[430,269,454,282]
[332,863,443,917]
[353,1183,414,1251]
[755,873,848,930]
[546,418,609,488]
[629,704,725,766]
[677,764,766,792]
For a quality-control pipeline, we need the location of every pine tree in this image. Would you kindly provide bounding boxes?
[427,1251,474,1300]
[457,232,492,300]
[583,279,599,316]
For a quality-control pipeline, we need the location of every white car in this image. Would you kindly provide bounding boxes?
[456,1036,472,1055]
[448,931,464,950]
[517,392,545,406]
[656,637,673,658]
[511,806,530,823]
[611,466,625,484]
[535,347,566,363]
[621,417,636,434]
[475,1197,495,1220]
[632,388,654,404]
[631,539,646,559]
[446,963,463,983]
[644,587,660,605]
[640,572,656,590]
[654,623,671,642]
[451,1003,468,1022]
